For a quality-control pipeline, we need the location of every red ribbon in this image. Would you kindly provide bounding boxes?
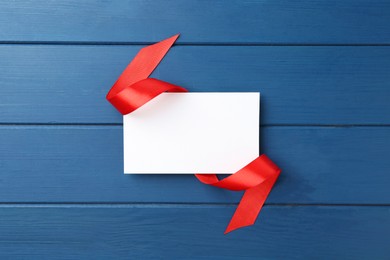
[106,34,281,234]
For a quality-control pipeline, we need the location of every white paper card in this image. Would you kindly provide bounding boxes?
[124,92,259,174]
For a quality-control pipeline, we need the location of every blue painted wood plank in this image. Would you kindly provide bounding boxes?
[0,126,388,204]
[1,0,390,44]
[1,45,389,124]
[0,206,388,259]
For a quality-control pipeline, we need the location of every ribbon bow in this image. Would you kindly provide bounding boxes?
[106,34,281,234]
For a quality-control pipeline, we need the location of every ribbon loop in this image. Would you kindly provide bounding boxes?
[196,154,280,191]
[107,78,187,115]
[196,154,280,234]
[106,34,281,234]
[106,34,181,115]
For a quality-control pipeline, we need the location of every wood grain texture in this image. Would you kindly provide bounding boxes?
[0,0,390,44]
[0,206,388,259]
[1,45,389,124]
[1,1,390,257]
[0,126,388,204]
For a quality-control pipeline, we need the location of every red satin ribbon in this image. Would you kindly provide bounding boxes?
[106,34,281,234]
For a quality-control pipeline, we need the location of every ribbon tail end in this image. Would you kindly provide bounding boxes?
[224,221,255,234]
[164,33,180,44]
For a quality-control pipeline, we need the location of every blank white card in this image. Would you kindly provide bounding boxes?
[124,92,260,174]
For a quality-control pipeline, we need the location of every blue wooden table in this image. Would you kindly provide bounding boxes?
[0,1,389,259]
